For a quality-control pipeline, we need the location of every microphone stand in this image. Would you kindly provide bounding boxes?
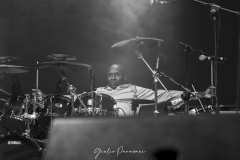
[179,42,219,108]
[134,43,172,115]
[193,0,240,114]
[183,46,191,114]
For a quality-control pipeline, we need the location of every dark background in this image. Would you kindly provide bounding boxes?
[0,0,239,109]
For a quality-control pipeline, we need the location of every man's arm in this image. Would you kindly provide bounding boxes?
[135,86,183,103]
[135,86,215,107]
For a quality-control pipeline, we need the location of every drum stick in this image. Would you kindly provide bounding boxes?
[36,61,39,89]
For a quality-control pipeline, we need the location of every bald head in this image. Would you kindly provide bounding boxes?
[107,64,126,89]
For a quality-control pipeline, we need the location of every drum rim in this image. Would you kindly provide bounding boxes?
[80,92,116,104]
[44,94,71,102]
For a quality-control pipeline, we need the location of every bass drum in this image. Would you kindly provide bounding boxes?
[1,95,38,136]
[38,95,71,132]
[74,92,117,117]
[0,135,44,160]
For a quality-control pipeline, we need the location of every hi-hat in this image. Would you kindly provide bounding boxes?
[0,56,21,63]
[0,64,32,73]
[33,61,91,72]
[111,37,163,49]
[47,54,76,61]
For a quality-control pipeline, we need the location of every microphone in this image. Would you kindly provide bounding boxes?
[156,55,160,70]
[199,55,226,61]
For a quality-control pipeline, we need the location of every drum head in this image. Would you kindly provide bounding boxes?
[74,92,117,117]
[43,95,71,117]
[0,135,44,160]
[38,95,71,131]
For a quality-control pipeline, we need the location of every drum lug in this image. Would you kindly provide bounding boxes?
[38,147,43,152]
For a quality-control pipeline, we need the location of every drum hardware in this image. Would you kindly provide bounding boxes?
[1,94,41,138]
[33,60,95,115]
[74,92,117,117]
[58,70,90,116]
[22,94,37,138]
[38,94,71,133]
[0,71,7,83]
[112,37,171,116]
[189,105,214,115]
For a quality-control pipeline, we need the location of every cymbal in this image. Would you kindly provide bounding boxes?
[47,54,76,61]
[111,37,163,49]
[0,64,32,73]
[0,56,21,63]
[33,61,91,72]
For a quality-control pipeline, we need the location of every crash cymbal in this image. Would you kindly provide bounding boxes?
[47,54,76,61]
[0,64,32,73]
[33,61,91,72]
[111,37,163,49]
[0,56,21,63]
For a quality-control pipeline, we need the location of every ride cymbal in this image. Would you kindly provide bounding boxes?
[112,37,163,50]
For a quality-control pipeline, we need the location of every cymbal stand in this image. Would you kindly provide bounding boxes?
[193,0,240,113]
[183,46,191,114]
[88,67,96,116]
[134,44,172,115]
[58,70,90,116]
[23,94,31,138]
[156,72,192,94]
[0,71,7,83]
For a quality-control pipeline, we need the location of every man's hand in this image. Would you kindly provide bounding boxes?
[197,86,216,98]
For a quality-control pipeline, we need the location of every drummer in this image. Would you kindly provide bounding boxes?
[95,64,215,116]
[32,64,215,117]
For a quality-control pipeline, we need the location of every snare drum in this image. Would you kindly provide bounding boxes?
[0,135,44,160]
[1,94,38,136]
[38,95,71,131]
[74,92,117,117]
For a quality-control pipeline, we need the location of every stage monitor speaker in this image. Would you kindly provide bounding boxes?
[45,115,240,160]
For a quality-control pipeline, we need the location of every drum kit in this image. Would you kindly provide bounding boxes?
[0,54,118,159]
[0,38,213,159]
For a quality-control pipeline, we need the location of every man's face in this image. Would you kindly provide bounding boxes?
[107,66,125,89]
